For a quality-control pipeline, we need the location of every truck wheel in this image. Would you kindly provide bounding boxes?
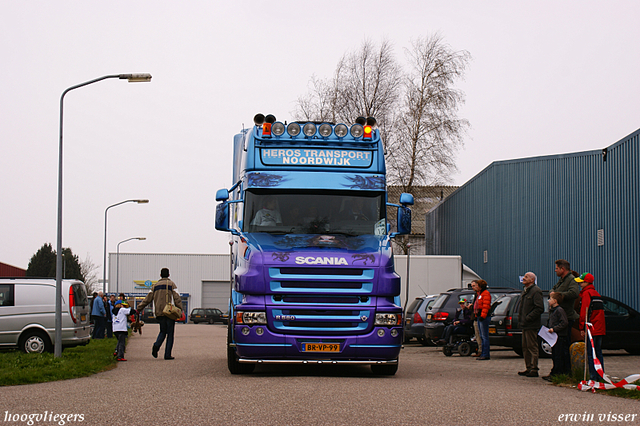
[227,326,255,374]
[20,330,52,354]
[458,342,472,356]
[371,363,398,375]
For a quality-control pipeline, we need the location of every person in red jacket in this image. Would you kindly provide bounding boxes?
[474,280,492,360]
[576,272,606,381]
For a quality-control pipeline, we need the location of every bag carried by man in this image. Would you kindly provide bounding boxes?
[162,285,182,320]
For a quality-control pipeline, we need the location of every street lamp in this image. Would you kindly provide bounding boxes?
[55,73,152,357]
[116,237,146,294]
[103,199,149,293]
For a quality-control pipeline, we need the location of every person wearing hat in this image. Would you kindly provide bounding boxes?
[576,272,606,381]
[112,299,136,361]
[517,272,544,377]
[136,267,183,360]
[438,298,472,345]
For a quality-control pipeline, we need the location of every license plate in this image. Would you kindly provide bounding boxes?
[195,315,201,318]
[427,314,432,321]
[405,319,411,325]
[489,327,496,334]
[302,343,340,353]
[80,315,86,321]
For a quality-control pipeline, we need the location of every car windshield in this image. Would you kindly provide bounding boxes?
[243,189,386,236]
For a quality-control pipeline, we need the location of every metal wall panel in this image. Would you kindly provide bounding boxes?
[426,129,640,311]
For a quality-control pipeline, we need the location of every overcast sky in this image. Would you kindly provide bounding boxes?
[1,1,639,277]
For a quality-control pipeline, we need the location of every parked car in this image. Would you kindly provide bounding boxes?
[424,287,519,342]
[404,295,438,345]
[140,305,157,323]
[190,308,226,324]
[0,278,91,353]
[489,291,640,356]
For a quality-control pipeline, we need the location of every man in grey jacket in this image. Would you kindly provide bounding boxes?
[517,272,544,377]
[550,259,580,373]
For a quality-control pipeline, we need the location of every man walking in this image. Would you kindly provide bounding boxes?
[137,268,183,360]
[517,272,544,377]
[550,259,580,374]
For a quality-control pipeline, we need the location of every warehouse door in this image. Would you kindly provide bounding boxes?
[202,280,229,310]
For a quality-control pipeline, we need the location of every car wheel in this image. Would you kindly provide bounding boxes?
[227,326,255,374]
[539,339,552,358]
[371,363,398,375]
[20,330,52,354]
[209,318,214,324]
[458,342,472,356]
[443,346,453,357]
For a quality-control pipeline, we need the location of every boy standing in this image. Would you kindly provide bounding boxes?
[112,300,135,361]
[543,293,568,381]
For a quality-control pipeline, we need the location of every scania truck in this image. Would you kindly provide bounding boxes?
[215,114,413,375]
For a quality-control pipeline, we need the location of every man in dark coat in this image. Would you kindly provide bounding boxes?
[550,259,580,374]
[518,272,544,377]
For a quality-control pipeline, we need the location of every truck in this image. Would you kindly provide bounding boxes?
[215,114,413,375]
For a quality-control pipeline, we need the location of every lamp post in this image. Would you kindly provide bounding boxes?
[103,199,149,293]
[116,237,146,294]
[55,73,152,357]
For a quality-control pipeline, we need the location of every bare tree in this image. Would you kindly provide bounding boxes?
[294,39,402,150]
[388,35,470,192]
[294,35,470,188]
[80,254,100,295]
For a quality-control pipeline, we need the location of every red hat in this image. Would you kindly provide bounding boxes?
[575,272,594,283]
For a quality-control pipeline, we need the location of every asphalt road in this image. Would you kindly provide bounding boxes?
[1,324,639,426]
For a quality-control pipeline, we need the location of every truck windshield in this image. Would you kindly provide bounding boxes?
[244,190,386,236]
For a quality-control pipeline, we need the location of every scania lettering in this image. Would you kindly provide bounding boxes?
[215,114,413,375]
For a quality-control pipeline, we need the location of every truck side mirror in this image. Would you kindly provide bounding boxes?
[396,206,412,235]
[399,192,414,206]
[215,202,231,232]
[216,188,230,202]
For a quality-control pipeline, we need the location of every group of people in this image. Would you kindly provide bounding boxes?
[518,259,605,382]
[439,259,606,383]
[89,267,183,362]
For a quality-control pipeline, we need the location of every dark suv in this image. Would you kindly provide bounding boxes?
[404,295,438,345]
[190,308,226,324]
[424,287,519,341]
[489,291,640,356]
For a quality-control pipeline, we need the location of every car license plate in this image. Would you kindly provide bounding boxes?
[195,315,201,318]
[302,343,340,353]
[80,315,86,321]
[427,314,432,321]
[489,327,496,334]
[405,319,411,325]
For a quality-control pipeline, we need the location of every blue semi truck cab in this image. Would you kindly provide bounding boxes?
[215,114,413,375]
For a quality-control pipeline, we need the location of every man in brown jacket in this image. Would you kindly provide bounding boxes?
[137,268,183,360]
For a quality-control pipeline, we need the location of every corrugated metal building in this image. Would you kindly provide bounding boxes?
[425,128,640,311]
[108,253,230,312]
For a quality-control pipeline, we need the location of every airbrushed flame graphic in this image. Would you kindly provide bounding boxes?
[247,173,286,187]
[343,175,385,190]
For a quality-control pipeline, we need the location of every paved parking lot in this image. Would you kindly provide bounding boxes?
[1,325,639,426]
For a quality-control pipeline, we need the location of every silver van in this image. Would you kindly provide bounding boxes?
[0,278,91,353]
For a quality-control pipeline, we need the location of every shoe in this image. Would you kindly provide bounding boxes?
[476,357,490,360]
[526,371,539,377]
[472,353,481,357]
[518,370,530,376]
[164,356,175,360]
[542,375,553,382]
[117,358,127,362]
[152,345,159,358]
[113,351,117,357]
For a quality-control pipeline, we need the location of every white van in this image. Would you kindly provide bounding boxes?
[0,278,91,353]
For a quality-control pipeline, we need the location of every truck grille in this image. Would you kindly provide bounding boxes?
[268,267,374,294]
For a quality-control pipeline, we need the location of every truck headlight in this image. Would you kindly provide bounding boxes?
[239,311,267,325]
[374,313,400,326]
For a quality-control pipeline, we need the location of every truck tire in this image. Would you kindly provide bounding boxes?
[371,363,398,376]
[20,330,52,354]
[227,326,255,374]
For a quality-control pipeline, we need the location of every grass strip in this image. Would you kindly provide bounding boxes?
[0,337,119,386]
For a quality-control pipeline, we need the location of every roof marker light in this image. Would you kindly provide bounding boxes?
[262,123,272,137]
[318,123,332,138]
[272,121,285,136]
[350,124,364,138]
[287,122,301,137]
[363,125,373,140]
[303,122,317,137]
[334,124,348,138]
